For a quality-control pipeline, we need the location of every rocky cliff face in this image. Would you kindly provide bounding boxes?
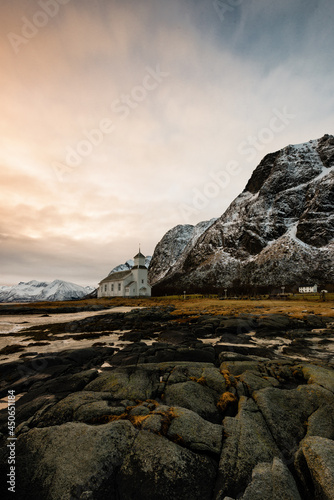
[150,135,334,293]
[148,219,216,286]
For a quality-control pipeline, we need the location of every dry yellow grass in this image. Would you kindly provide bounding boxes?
[168,297,334,319]
[3,295,333,318]
[102,296,334,318]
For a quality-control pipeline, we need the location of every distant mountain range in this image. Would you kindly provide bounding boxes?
[0,280,95,303]
[148,134,334,293]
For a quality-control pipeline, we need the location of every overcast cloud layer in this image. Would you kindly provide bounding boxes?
[1,0,333,286]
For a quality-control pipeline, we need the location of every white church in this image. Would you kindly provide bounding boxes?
[97,251,152,298]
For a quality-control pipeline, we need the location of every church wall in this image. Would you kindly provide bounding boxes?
[98,280,125,297]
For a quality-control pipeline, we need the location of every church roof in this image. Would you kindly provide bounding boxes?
[99,270,131,284]
[125,281,135,287]
[134,251,145,259]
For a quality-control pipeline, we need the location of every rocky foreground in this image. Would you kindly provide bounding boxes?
[0,306,334,499]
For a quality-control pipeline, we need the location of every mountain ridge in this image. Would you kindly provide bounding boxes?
[148,219,216,286]
[149,134,334,293]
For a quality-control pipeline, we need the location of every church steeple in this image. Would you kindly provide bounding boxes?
[133,248,145,268]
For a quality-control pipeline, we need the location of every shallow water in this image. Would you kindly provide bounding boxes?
[0,307,143,363]
[0,306,141,334]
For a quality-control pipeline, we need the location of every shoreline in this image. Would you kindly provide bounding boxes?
[0,302,333,367]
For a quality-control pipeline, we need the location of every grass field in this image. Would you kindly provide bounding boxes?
[2,295,333,319]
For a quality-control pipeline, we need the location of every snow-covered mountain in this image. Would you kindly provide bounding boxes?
[108,256,152,276]
[148,219,216,285]
[150,134,334,293]
[0,280,95,303]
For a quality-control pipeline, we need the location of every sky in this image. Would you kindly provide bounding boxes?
[1,0,334,286]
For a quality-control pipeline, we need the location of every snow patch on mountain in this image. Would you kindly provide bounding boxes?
[108,256,152,276]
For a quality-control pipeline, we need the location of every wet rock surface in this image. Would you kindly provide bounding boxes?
[0,306,333,499]
[3,306,332,364]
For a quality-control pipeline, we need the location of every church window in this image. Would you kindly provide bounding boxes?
[141,279,144,284]
[118,283,121,291]
[111,284,114,292]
